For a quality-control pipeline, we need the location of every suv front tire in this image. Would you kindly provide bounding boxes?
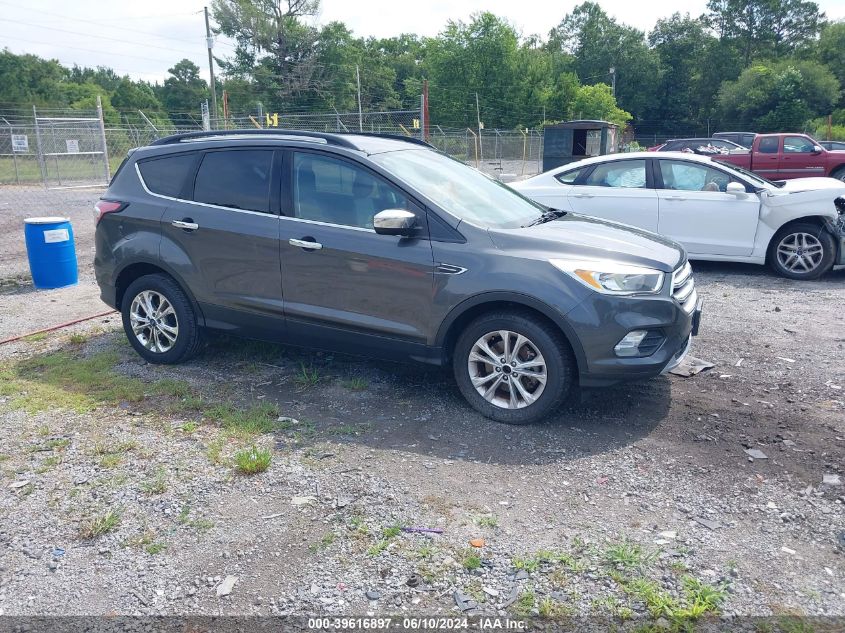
[121,273,203,364]
[453,311,574,424]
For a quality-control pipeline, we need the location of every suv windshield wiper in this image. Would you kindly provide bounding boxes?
[525,208,567,227]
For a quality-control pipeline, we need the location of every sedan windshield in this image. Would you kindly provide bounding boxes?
[371,149,545,228]
[716,161,775,189]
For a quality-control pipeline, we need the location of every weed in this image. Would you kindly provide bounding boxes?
[623,578,678,619]
[181,421,199,433]
[367,524,401,556]
[99,454,122,468]
[462,549,482,570]
[309,532,336,552]
[511,589,535,617]
[538,596,571,619]
[604,540,655,570]
[327,422,371,436]
[141,468,168,494]
[206,438,226,465]
[68,333,87,345]
[35,455,62,473]
[152,378,194,398]
[474,514,498,528]
[294,363,320,389]
[341,377,368,391]
[24,332,48,342]
[145,542,167,555]
[512,555,540,572]
[415,544,434,560]
[79,508,122,539]
[177,506,215,533]
[45,438,70,451]
[206,402,281,438]
[233,446,272,474]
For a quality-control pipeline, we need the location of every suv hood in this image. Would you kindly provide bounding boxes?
[488,213,684,273]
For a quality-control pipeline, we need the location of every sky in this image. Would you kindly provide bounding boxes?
[2,0,844,86]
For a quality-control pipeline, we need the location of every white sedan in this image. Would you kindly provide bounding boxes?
[511,152,845,280]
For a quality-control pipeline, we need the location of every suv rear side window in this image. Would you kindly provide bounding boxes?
[193,150,273,213]
[138,153,196,197]
[555,167,583,184]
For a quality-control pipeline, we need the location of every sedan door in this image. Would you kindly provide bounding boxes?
[565,159,658,232]
[655,159,760,257]
[278,151,435,353]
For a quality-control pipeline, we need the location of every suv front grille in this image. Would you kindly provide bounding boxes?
[671,261,697,314]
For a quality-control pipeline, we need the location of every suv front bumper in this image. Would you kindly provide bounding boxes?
[573,295,702,387]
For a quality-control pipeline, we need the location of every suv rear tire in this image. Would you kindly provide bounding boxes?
[121,274,203,364]
[768,222,836,280]
[453,311,574,424]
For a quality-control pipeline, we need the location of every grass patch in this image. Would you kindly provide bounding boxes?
[145,542,167,555]
[462,549,482,570]
[367,524,401,556]
[68,333,87,345]
[341,377,368,391]
[511,589,536,617]
[309,532,336,553]
[35,455,63,473]
[294,363,320,389]
[612,573,726,624]
[24,332,48,343]
[206,402,281,437]
[79,508,122,539]
[152,378,193,398]
[177,505,215,533]
[141,467,168,494]
[603,540,656,570]
[474,514,498,528]
[233,445,272,474]
[206,437,226,465]
[0,350,146,413]
[538,596,572,619]
[326,422,371,436]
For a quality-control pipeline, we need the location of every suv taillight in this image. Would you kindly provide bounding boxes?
[94,200,125,225]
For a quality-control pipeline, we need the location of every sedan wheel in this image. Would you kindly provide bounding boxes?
[775,232,824,275]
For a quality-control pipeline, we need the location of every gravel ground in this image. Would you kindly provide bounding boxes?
[0,252,843,627]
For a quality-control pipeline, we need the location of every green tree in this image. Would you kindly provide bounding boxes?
[161,59,208,115]
[548,2,659,120]
[718,59,839,131]
[705,0,825,63]
[570,83,631,128]
[817,21,845,105]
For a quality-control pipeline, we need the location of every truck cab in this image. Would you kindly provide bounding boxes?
[715,133,845,182]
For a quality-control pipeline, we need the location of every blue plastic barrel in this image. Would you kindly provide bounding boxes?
[24,217,78,289]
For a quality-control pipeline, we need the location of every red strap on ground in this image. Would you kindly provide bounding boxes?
[0,310,118,346]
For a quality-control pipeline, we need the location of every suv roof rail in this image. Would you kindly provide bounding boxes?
[148,129,433,149]
[149,129,360,149]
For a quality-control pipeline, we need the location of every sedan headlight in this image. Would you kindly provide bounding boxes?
[550,259,665,295]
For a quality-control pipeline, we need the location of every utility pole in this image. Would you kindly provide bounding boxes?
[609,67,616,98]
[356,65,363,132]
[475,92,483,162]
[204,6,218,129]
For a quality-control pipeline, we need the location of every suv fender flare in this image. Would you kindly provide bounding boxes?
[434,291,587,375]
[114,258,205,325]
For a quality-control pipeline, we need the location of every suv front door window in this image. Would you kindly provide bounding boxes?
[566,159,658,231]
[280,151,434,345]
[779,135,825,179]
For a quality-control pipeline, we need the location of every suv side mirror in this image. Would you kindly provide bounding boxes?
[374,209,416,236]
[812,145,823,154]
[726,182,746,196]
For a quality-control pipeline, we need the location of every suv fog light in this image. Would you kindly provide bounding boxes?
[614,330,648,357]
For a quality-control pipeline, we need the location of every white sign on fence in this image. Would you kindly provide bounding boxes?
[65,139,80,153]
[11,134,28,153]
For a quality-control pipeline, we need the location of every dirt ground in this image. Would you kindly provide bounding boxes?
[1,240,843,629]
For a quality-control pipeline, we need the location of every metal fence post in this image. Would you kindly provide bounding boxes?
[33,105,47,188]
[2,118,19,184]
[97,95,111,182]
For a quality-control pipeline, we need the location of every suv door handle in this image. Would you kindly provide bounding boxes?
[289,237,323,250]
[571,193,594,198]
[172,219,199,231]
[664,196,687,201]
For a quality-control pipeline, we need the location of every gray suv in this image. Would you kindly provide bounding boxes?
[94,130,702,424]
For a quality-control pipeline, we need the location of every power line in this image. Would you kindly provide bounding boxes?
[0,34,189,65]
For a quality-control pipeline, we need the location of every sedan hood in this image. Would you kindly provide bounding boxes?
[488,213,684,273]
[777,177,845,192]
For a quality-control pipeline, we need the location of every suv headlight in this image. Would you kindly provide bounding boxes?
[550,259,665,295]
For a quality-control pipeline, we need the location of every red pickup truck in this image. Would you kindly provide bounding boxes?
[714,133,845,182]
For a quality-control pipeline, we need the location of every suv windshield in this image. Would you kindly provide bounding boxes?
[371,149,545,228]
